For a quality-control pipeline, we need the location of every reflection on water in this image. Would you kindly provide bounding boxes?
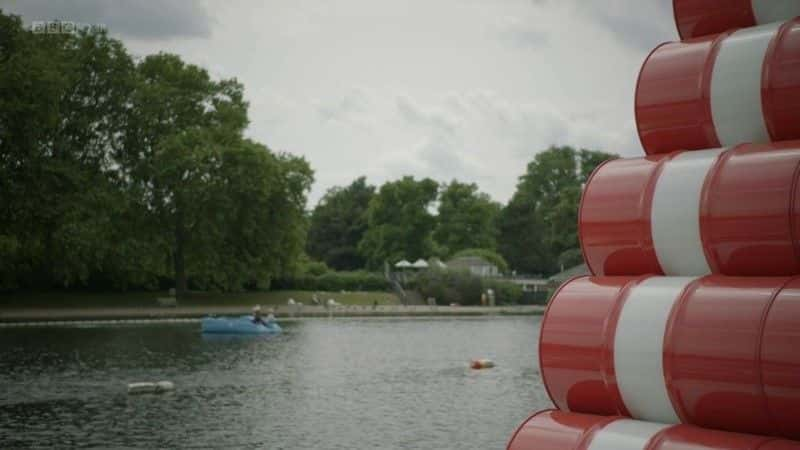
[0,317,550,449]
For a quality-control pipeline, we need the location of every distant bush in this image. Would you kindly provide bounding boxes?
[451,248,509,274]
[273,271,387,291]
[519,290,551,305]
[302,259,330,277]
[557,248,584,270]
[415,268,523,305]
[415,269,482,305]
[484,278,524,305]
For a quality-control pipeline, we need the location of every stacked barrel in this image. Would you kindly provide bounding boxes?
[507,2,800,449]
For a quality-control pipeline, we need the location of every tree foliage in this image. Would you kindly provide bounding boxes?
[434,181,501,257]
[1,10,622,295]
[0,12,312,293]
[307,177,375,270]
[498,146,617,276]
[0,14,143,289]
[119,53,254,295]
[358,176,439,269]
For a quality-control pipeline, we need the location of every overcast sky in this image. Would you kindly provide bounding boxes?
[3,0,676,206]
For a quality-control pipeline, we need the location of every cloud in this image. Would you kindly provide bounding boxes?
[521,0,675,50]
[395,96,457,135]
[382,89,640,203]
[577,1,677,50]
[318,88,370,122]
[569,0,678,51]
[495,16,550,49]
[1,0,663,207]
[313,88,382,135]
[2,0,213,40]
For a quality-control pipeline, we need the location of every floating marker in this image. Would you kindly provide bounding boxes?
[127,381,175,395]
[470,359,495,370]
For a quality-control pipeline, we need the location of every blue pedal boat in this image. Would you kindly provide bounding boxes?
[201,315,282,335]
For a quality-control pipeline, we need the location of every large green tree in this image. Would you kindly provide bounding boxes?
[0,13,150,289]
[498,146,616,276]
[358,176,439,269]
[164,137,313,291]
[307,177,375,270]
[434,181,501,257]
[0,12,313,293]
[118,53,250,296]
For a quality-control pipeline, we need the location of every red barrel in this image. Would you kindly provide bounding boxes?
[636,19,800,154]
[673,0,800,39]
[580,143,800,277]
[539,276,800,439]
[507,410,800,450]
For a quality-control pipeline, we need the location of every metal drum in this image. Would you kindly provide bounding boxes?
[538,276,800,440]
[673,0,800,39]
[506,410,800,450]
[580,143,800,277]
[636,19,800,154]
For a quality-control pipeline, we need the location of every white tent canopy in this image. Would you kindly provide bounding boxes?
[411,259,429,269]
[394,260,412,268]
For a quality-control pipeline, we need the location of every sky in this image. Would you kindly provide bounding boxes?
[2,0,676,207]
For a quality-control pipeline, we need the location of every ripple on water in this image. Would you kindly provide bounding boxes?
[0,317,549,449]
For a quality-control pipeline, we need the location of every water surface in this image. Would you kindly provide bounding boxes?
[0,317,550,449]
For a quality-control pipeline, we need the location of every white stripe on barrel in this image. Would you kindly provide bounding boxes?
[710,23,779,146]
[614,277,695,424]
[586,420,670,450]
[752,0,800,26]
[650,149,722,276]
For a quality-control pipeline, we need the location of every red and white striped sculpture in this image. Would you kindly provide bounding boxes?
[674,0,800,39]
[507,410,800,450]
[580,143,800,277]
[539,276,800,439]
[507,1,800,448]
[636,19,800,154]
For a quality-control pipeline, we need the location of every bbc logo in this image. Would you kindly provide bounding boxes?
[31,21,107,34]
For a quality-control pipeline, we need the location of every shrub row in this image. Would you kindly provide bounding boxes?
[274,267,551,305]
[273,271,387,292]
[413,269,526,305]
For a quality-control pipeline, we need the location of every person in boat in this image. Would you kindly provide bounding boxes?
[252,305,277,326]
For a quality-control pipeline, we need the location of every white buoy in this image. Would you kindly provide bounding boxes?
[127,381,175,395]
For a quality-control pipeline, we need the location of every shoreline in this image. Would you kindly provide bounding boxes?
[0,304,545,325]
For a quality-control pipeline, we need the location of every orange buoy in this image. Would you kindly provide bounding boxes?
[470,359,495,370]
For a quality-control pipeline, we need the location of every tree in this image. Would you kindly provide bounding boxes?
[119,53,249,297]
[307,177,375,270]
[175,139,313,291]
[498,146,617,276]
[0,11,313,294]
[557,248,584,271]
[0,13,147,289]
[578,149,615,181]
[358,176,439,269]
[434,181,501,257]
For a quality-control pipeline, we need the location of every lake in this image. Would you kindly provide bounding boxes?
[0,316,551,449]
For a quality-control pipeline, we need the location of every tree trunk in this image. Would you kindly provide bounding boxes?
[174,207,187,299]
